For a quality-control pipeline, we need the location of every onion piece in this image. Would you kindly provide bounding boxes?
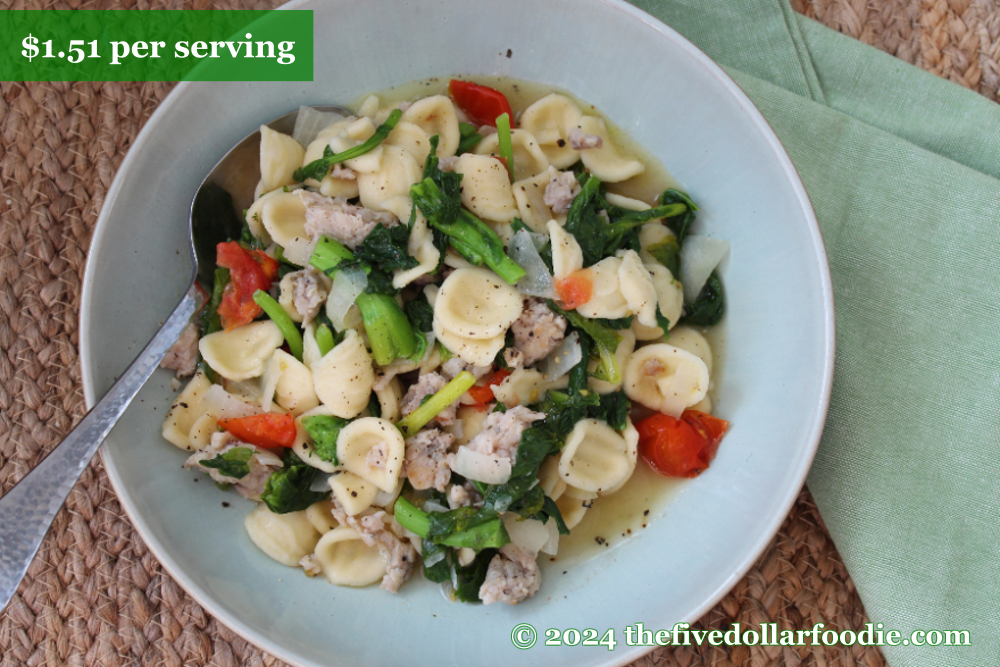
[679,235,729,304]
[292,106,347,147]
[541,517,560,555]
[200,385,263,420]
[541,331,581,381]
[423,547,447,567]
[450,446,512,484]
[423,500,450,514]
[502,513,549,555]
[326,266,367,330]
[511,228,555,298]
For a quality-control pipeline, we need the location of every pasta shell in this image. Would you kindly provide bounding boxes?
[313,329,374,419]
[313,526,386,587]
[161,371,212,451]
[518,93,584,169]
[632,264,684,340]
[547,219,583,280]
[617,250,658,328]
[577,116,644,183]
[244,504,320,568]
[558,418,636,493]
[261,349,319,416]
[434,268,523,339]
[454,154,518,223]
[328,471,379,516]
[259,126,304,191]
[385,120,433,166]
[357,145,421,213]
[199,321,284,382]
[554,494,589,530]
[336,417,405,493]
[576,255,630,320]
[512,170,557,233]
[400,95,460,157]
[659,326,713,377]
[475,129,550,181]
[305,499,340,534]
[623,343,709,417]
[433,323,507,368]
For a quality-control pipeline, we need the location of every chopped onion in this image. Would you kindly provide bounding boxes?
[450,446,512,484]
[309,474,333,493]
[511,228,555,298]
[423,547,447,567]
[201,385,262,420]
[292,106,347,147]
[502,513,549,555]
[423,500,450,514]
[541,331,581,381]
[373,479,403,508]
[326,266,367,330]
[679,235,729,304]
[541,518,560,555]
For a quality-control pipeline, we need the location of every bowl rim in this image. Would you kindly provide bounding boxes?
[79,0,835,664]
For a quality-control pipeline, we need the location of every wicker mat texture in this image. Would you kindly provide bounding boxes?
[0,0,995,665]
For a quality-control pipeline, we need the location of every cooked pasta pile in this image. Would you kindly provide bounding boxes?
[160,79,729,605]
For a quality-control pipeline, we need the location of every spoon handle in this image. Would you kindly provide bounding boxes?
[0,284,198,613]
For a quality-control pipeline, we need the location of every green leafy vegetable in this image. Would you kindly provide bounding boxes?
[294,108,402,182]
[660,189,699,246]
[397,371,476,437]
[393,497,510,550]
[261,449,329,514]
[682,270,725,326]
[495,112,514,181]
[457,122,482,154]
[404,294,435,332]
[351,223,420,272]
[655,307,672,337]
[563,174,606,267]
[421,541,452,583]
[547,301,623,385]
[252,289,304,361]
[355,292,420,365]
[602,315,634,330]
[300,414,350,464]
[199,446,253,479]
[647,236,681,277]
[452,548,498,602]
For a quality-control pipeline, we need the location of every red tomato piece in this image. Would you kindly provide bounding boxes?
[215,241,279,331]
[466,368,511,408]
[635,410,729,478]
[449,79,514,127]
[218,413,297,449]
[554,269,594,310]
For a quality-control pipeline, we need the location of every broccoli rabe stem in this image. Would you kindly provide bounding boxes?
[495,112,514,182]
[393,497,510,550]
[396,371,476,437]
[309,236,354,275]
[354,293,419,365]
[252,290,304,361]
[315,323,335,357]
[294,108,403,182]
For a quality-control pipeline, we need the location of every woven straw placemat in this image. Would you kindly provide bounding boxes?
[1,1,994,665]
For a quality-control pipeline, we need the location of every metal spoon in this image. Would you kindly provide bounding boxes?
[0,105,350,613]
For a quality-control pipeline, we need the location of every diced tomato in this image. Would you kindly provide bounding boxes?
[449,79,514,127]
[466,368,511,408]
[215,241,279,331]
[554,269,594,310]
[635,410,729,478]
[218,413,297,449]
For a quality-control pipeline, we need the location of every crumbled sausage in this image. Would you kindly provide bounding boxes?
[402,428,455,492]
[543,167,581,214]
[160,322,199,379]
[283,267,327,323]
[183,432,282,501]
[465,405,545,463]
[299,190,398,248]
[567,127,603,150]
[510,297,567,366]
[330,501,417,593]
[479,544,541,605]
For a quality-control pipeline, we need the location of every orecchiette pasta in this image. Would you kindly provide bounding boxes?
[400,95,460,157]
[313,526,386,587]
[454,153,518,222]
[575,255,630,320]
[260,349,320,416]
[548,219,583,280]
[199,321,284,382]
[357,145,421,213]
[244,504,320,567]
[336,417,405,493]
[260,190,308,247]
[577,116,645,183]
[328,471,379,516]
[474,129,550,181]
[435,268,523,339]
[312,329,375,419]
[259,125,305,193]
[623,343,710,418]
[513,170,558,233]
[162,371,213,451]
[518,93,584,169]
[558,418,637,493]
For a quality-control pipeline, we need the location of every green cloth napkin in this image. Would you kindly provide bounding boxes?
[629,1,1000,665]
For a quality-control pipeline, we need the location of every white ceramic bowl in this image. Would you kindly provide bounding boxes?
[80,0,834,665]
